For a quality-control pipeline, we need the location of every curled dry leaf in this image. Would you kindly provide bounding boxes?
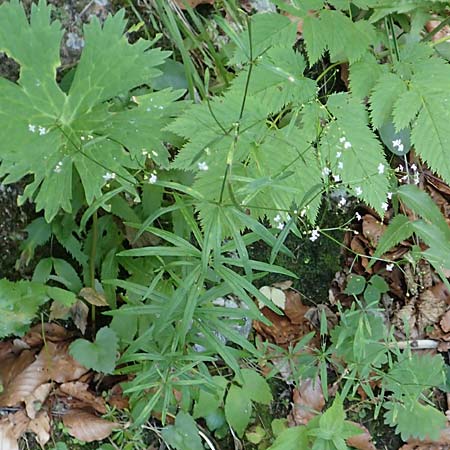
[440,310,450,333]
[0,342,88,407]
[70,299,89,334]
[346,422,377,450]
[24,383,52,419]
[23,323,72,347]
[59,381,107,414]
[0,419,19,450]
[63,409,119,442]
[290,377,325,426]
[26,411,50,446]
[79,287,109,307]
[362,215,386,248]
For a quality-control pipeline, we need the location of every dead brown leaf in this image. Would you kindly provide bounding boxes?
[0,342,88,407]
[24,383,52,419]
[59,381,107,414]
[362,215,386,248]
[0,419,19,450]
[70,300,89,334]
[63,409,119,442]
[27,411,51,446]
[290,377,325,425]
[23,323,71,347]
[346,422,377,450]
[79,287,109,307]
[441,311,450,333]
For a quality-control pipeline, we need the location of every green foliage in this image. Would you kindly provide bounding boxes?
[383,353,446,440]
[161,411,203,450]
[267,395,362,450]
[0,279,48,337]
[69,326,118,374]
[0,0,182,221]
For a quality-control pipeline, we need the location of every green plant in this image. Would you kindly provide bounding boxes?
[2,0,450,447]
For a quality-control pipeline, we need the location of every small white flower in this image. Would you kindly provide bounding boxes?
[392,139,402,148]
[149,173,158,184]
[344,141,352,149]
[54,161,63,174]
[38,126,47,136]
[397,143,404,153]
[355,186,362,196]
[80,135,85,141]
[413,173,420,185]
[410,163,417,172]
[339,136,346,143]
[142,149,148,156]
[400,175,408,183]
[88,134,94,140]
[309,229,320,242]
[381,202,389,211]
[103,172,116,181]
[274,214,282,223]
[277,222,285,230]
[198,161,209,171]
[378,163,385,174]
[355,212,362,221]
[151,150,159,157]
[338,161,344,169]
[395,164,404,172]
[333,174,341,183]
[336,151,342,158]
[386,263,394,272]
[300,209,307,217]
[387,192,393,200]
[322,167,331,177]
[288,75,295,82]
[28,124,36,133]
[339,197,347,206]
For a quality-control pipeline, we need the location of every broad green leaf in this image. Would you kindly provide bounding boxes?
[349,54,386,99]
[266,426,309,450]
[161,411,203,450]
[371,214,414,265]
[240,369,273,405]
[344,275,366,295]
[193,376,229,419]
[398,184,450,241]
[69,326,118,374]
[225,384,252,437]
[0,1,179,221]
[0,279,50,337]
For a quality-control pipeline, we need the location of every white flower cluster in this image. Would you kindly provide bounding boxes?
[103,172,116,181]
[28,124,48,135]
[392,139,404,153]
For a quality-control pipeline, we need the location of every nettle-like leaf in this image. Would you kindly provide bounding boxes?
[320,93,389,215]
[0,0,182,221]
[370,43,450,185]
[383,352,446,440]
[303,9,377,65]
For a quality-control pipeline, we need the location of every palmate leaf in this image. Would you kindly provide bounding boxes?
[0,0,181,221]
[320,94,389,215]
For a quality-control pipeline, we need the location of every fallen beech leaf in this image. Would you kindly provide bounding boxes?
[70,300,89,334]
[0,419,18,450]
[63,409,119,442]
[0,350,36,391]
[362,215,386,248]
[440,310,450,333]
[23,323,71,347]
[0,342,87,406]
[346,422,377,450]
[108,383,129,410]
[59,382,107,414]
[24,383,52,419]
[79,287,109,307]
[27,411,50,446]
[291,377,325,425]
[283,290,309,325]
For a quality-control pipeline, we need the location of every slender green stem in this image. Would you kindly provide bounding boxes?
[90,211,98,336]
